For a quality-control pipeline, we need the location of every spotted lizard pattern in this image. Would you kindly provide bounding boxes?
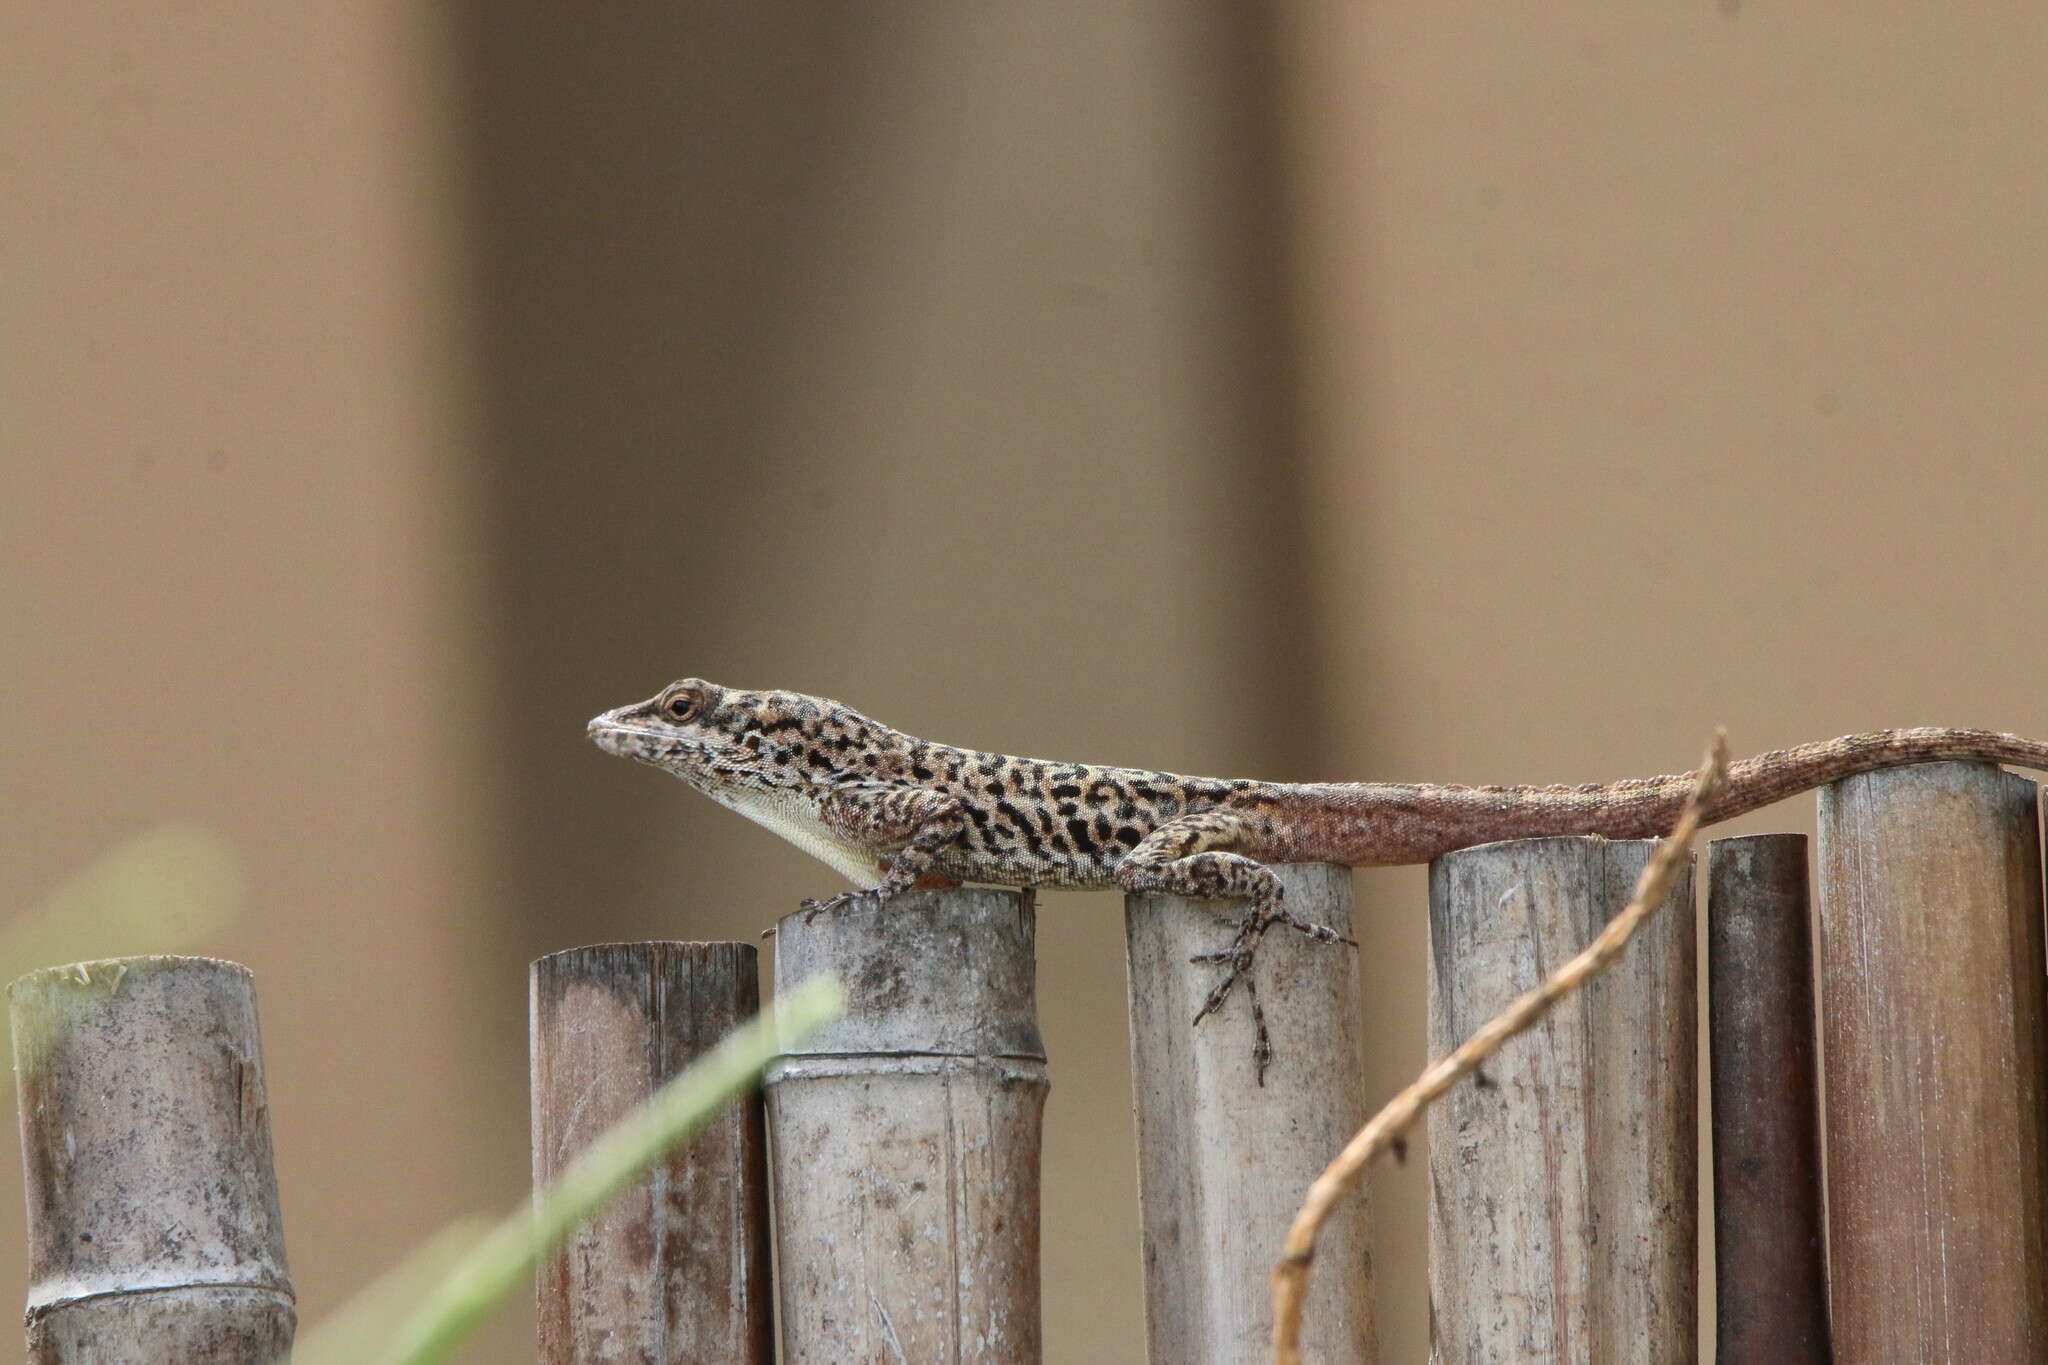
[590,678,2048,1081]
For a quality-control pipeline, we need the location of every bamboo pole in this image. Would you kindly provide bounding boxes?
[1706,834,1830,1361]
[766,886,1046,1363]
[1817,761,2048,1360]
[1124,862,1373,1364]
[530,941,770,1363]
[1426,837,1696,1362]
[1274,739,1725,1365]
[10,956,294,1363]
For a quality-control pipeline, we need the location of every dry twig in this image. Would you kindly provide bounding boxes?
[1269,732,1731,1365]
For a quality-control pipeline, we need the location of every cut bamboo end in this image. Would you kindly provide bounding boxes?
[1124,862,1375,1365]
[1426,836,1697,1363]
[1817,761,2048,1358]
[530,940,770,1364]
[766,886,1046,1364]
[10,956,294,1364]
[1706,834,1830,1361]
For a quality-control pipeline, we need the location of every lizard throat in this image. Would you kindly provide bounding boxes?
[696,782,884,888]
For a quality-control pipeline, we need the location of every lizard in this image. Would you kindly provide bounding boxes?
[588,677,2048,1081]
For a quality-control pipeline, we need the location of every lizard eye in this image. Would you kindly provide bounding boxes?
[663,689,702,722]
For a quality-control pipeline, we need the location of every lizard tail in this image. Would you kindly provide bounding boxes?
[1271,727,2048,866]
[1612,726,2048,828]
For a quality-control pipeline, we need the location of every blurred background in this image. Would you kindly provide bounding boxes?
[6,3,2047,1359]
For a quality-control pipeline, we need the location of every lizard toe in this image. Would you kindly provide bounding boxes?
[1277,912,1356,948]
[798,889,873,922]
[1190,962,1245,1027]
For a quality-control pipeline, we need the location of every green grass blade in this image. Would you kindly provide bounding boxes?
[289,1219,492,1365]
[4,825,241,1070]
[2,824,239,980]
[317,973,840,1364]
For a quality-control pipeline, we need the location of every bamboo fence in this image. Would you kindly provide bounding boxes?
[9,760,2047,1361]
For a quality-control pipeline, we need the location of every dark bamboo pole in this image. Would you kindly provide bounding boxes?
[1124,862,1374,1364]
[766,886,1046,1364]
[1817,762,2048,1361]
[1426,837,1696,1363]
[1706,834,1830,1361]
[530,941,770,1364]
[10,956,294,1363]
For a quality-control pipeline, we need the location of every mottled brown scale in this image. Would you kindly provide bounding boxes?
[590,681,2048,1079]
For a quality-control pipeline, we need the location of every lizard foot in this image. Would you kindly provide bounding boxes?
[1187,904,1356,1085]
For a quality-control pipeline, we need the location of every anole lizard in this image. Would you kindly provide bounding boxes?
[590,678,2048,1080]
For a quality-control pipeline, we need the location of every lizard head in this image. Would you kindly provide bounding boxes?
[587,678,888,796]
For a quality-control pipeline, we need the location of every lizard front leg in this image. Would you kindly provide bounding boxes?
[800,784,967,917]
[1116,811,1354,1083]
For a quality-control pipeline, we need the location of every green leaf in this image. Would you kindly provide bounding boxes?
[4,825,241,1067]
[4,824,239,975]
[289,1219,492,1365]
[298,973,842,1364]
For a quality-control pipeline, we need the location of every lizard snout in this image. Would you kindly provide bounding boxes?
[587,708,638,757]
[588,702,697,768]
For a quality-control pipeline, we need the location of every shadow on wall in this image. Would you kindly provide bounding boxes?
[450,2,1328,952]
[451,7,1346,1364]
[452,4,876,947]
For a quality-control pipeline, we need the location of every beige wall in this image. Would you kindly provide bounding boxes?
[6,3,2047,1361]
[1283,3,2048,1357]
[0,0,524,1355]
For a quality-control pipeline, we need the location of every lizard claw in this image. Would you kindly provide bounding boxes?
[797,890,871,922]
[1190,955,1246,1025]
[1187,903,1353,1084]
[1188,956,1271,1084]
[1276,911,1356,948]
[1189,912,1272,1082]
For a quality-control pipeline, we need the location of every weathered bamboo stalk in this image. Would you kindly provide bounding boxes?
[1817,762,2048,1360]
[530,941,770,1363]
[1706,833,1831,1361]
[11,956,294,1363]
[1124,862,1373,1364]
[1426,837,1696,1362]
[766,886,1046,1363]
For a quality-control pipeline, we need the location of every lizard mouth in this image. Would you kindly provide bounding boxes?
[586,713,708,765]
[586,711,790,788]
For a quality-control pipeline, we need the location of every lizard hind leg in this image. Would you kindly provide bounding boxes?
[1116,815,1356,1083]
